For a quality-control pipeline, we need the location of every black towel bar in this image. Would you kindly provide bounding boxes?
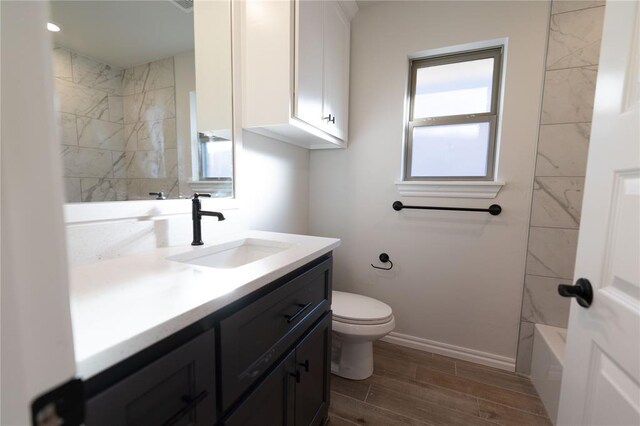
[392,201,502,216]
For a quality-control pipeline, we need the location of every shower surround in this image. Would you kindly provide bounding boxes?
[516,0,606,374]
[54,46,179,202]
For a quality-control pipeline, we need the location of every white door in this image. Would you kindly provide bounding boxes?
[1,1,77,424]
[556,1,640,425]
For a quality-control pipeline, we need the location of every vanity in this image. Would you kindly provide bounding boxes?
[70,231,339,425]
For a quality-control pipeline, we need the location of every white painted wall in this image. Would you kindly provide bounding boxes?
[1,2,76,423]
[310,1,550,367]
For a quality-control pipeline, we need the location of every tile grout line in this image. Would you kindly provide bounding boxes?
[545,63,601,73]
[331,390,434,426]
[327,413,360,426]
[476,395,551,419]
[363,384,372,403]
[413,366,541,399]
[551,4,606,17]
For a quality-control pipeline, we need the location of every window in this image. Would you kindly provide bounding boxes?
[405,47,502,181]
[198,132,233,198]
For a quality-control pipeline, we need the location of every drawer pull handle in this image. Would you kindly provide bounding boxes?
[299,360,310,372]
[290,370,301,383]
[161,390,209,426]
[284,302,312,324]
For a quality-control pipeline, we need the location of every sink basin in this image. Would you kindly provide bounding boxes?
[167,238,295,269]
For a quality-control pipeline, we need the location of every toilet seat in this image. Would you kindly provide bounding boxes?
[332,291,393,325]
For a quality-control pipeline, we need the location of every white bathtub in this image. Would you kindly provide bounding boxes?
[530,324,567,425]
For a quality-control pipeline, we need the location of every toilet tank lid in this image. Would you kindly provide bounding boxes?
[332,291,393,323]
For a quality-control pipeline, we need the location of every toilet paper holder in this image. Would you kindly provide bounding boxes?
[371,253,393,270]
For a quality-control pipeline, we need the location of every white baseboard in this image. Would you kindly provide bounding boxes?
[381,332,516,372]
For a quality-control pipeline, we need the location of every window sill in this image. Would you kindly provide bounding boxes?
[395,180,505,199]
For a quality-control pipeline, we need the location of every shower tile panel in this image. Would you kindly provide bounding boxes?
[53,47,73,82]
[108,95,124,123]
[80,178,127,202]
[117,151,170,179]
[71,52,124,96]
[55,78,109,120]
[77,117,125,151]
[64,178,82,203]
[123,124,139,152]
[137,119,177,151]
[123,57,175,95]
[139,57,175,93]
[61,146,114,179]
[547,6,605,70]
[123,87,176,124]
[551,0,605,15]
[531,177,584,229]
[164,149,179,178]
[526,227,579,279]
[111,151,132,179]
[58,112,79,146]
[122,68,140,97]
[541,66,598,124]
[535,123,590,177]
[515,321,535,375]
[521,275,571,327]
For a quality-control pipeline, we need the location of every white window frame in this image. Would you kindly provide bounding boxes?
[397,40,507,199]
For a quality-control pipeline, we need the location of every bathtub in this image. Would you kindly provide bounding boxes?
[530,324,567,425]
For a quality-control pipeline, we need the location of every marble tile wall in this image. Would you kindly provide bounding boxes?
[121,57,179,200]
[516,0,605,374]
[53,47,179,202]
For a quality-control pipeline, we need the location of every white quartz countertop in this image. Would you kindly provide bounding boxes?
[69,230,340,379]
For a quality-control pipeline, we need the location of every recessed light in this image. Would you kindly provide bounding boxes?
[47,22,61,32]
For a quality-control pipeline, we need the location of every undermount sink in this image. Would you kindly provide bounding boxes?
[167,238,295,269]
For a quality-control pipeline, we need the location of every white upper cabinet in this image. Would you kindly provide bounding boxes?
[241,0,357,149]
[321,1,350,141]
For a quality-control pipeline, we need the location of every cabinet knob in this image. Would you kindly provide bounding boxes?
[323,114,336,124]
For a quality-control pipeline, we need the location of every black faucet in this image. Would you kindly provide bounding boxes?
[191,193,225,246]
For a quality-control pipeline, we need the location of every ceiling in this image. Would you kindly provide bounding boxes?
[50,1,194,68]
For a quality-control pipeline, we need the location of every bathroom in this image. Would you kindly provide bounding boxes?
[2,0,638,425]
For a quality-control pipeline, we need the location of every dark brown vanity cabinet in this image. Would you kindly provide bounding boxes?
[84,255,332,426]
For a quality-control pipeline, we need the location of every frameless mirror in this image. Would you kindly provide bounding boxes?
[50,0,233,202]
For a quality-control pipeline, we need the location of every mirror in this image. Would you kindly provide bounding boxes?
[49,0,233,202]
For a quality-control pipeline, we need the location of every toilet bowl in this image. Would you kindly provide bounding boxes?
[331,290,395,380]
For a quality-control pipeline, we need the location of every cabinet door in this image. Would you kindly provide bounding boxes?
[85,329,216,426]
[295,313,331,426]
[222,352,296,426]
[295,0,324,129]
[322,1,350,141]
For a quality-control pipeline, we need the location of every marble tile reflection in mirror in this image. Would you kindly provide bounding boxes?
[50,0,233,202]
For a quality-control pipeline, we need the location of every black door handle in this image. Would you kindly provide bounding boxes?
[298,360,309,372]
[558,278,593,308]
[290,370,301,383]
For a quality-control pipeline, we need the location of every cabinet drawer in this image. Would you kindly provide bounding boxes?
[85,329,216,426]
[219,257,332,411]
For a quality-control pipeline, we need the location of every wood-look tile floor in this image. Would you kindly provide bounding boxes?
[328,341,552,426]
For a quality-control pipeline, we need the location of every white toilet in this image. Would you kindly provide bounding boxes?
[331,290,395,380]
